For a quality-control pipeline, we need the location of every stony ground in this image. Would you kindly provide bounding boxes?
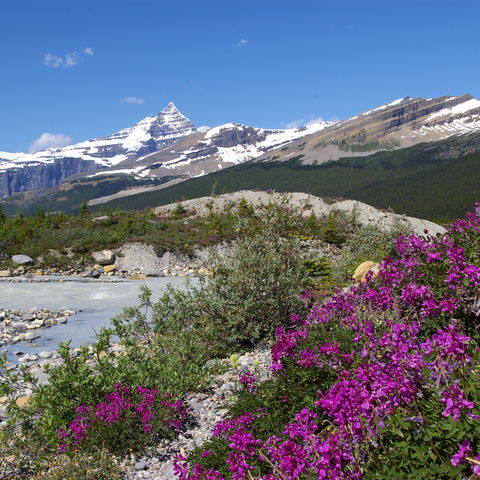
[122,348,271,480]
[0,308,75,347]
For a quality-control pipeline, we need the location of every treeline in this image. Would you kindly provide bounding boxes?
[95,133,480,221]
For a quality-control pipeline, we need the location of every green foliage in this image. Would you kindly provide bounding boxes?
[0,209,237,270]
[179,206,326,354]
[30,449,122,480]
[172,202,188,219]
[79,201,91,217]
[2,286,223,449]
[93,132,480,220]
[334,221,411,284]
[319,213,346,245]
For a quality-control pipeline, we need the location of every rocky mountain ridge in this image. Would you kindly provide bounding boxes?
[2,93,480,202]
[255,94,480,164]
[88,120,332,185]
[0,102,196,196]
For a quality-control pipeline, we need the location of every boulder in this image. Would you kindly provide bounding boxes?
[11,255,33,265]
[103,264,117,273]
[83,269,101,279]
[0,270,11,277]
[115,243,162,276]
[92,250,115,265]
[352,261,380,283]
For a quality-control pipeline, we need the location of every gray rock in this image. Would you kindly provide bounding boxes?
[83,270,101,279]
[115,243,163,276]
[24,332,39,341]
[134,461,147,471]
[92,250,115,265]
[11,255,34,265]
[18,353,38,362]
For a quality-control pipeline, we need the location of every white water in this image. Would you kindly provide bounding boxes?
[0,276,190,360]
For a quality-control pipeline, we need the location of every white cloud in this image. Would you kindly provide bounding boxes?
[43,48,92,68]
[197,125,211,132]
[29,133,72,153]
[284,120,304,129]
[64,52,81,68]
[236,39,248,47]
[43,54,64,68]
[43,51,80,68]
[284,116,326,129]
[121,96,145,104]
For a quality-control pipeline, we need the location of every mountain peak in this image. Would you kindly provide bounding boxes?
[161,101,180,114]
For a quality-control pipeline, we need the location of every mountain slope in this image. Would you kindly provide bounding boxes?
[81,131,480,221]
[88,120,333,181]
[0,102,195,197]
[253,94,480,164]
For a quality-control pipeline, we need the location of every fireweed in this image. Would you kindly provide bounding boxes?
[58,384,188,455]
[175,204,480,479]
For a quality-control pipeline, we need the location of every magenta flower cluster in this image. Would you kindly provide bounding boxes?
[58,384,188,453]
[238,372,258,393]
[174,204,480,479]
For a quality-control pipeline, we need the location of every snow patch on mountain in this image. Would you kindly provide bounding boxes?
[0,102,196,173]
[159,121,333,170]
[427,98,480,120]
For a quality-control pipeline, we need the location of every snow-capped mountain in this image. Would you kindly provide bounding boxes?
[0,103,196,196]
[89,120,333,181]
[3,94,480,200]
[253,94,480,165]
[0,102,195,171]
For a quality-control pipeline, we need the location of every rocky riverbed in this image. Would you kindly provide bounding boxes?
[0,308,76,347]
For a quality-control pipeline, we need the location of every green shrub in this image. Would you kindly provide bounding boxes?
[30,449,122,480]
[334,221,411,284]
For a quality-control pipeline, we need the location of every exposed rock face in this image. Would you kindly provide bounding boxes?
[92,250,115,265]
[0,158,102,196]
[254,94,480,164]
[98,121,332,188]
[0,103,196,197]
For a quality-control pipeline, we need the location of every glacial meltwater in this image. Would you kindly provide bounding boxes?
[0,276,190,361]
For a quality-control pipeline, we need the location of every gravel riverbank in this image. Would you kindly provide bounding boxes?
[0,308,76,347]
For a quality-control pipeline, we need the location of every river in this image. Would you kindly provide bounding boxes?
[0,276,191,361]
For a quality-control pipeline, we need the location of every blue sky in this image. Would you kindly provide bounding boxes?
[1,0,479,152]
